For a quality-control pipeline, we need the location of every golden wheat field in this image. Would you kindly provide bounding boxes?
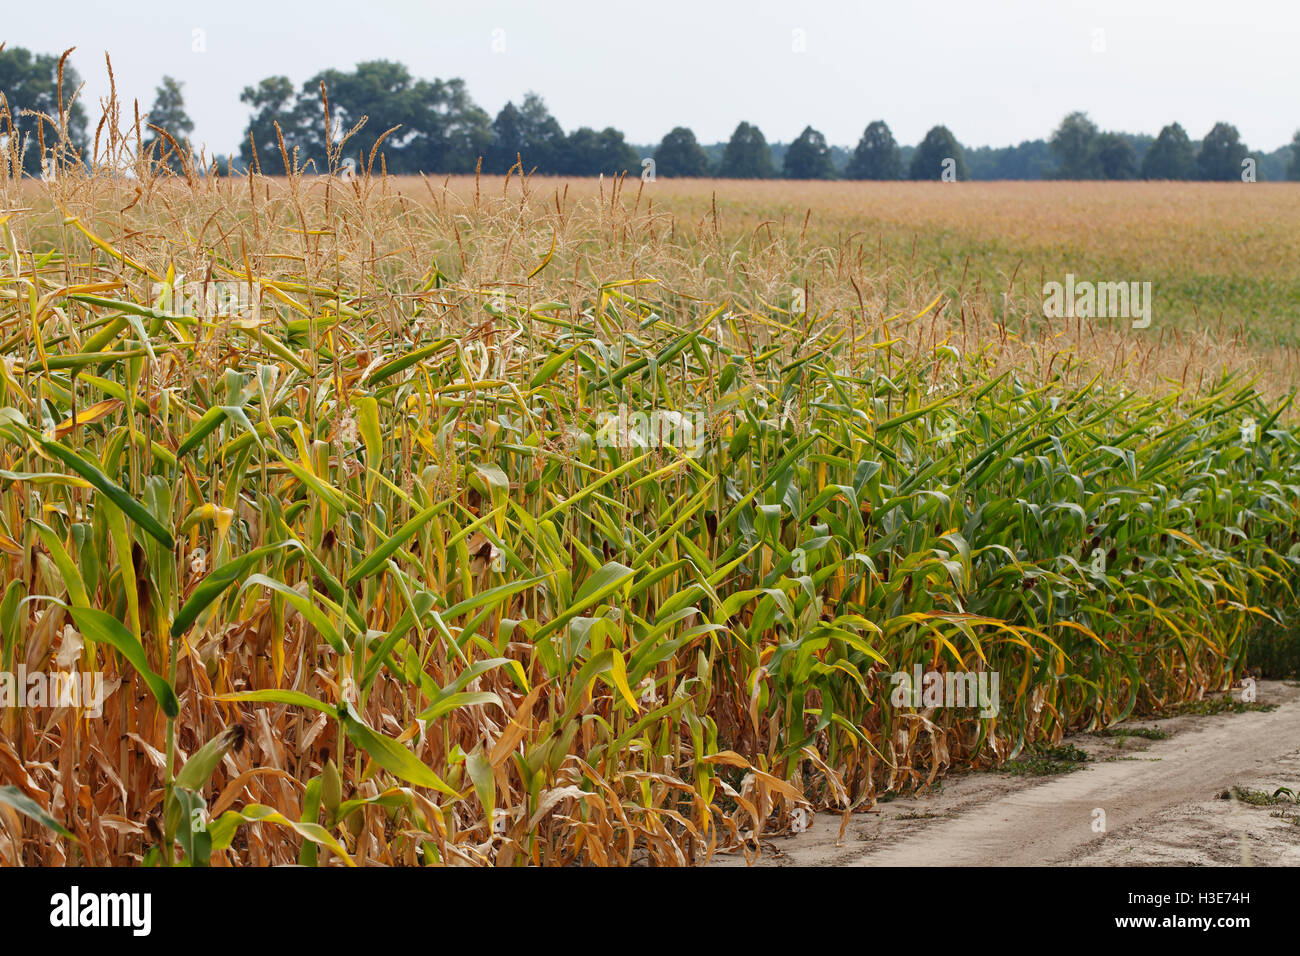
[1,159,1298,866]
[414,175,1300,341]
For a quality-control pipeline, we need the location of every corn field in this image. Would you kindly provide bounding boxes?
[1,130,1298,865]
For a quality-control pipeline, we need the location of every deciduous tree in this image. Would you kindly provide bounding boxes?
[845,120,902,180]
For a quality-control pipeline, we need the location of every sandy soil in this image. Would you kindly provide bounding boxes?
[715,680,1300,867]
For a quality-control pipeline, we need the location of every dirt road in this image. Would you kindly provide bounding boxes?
[716,680,1300,867]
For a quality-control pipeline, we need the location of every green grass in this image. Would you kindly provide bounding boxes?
[998,744,1091,776]
[1094,726,1169,741]
[1227,786,1298,806]
[1169,698,1278,717]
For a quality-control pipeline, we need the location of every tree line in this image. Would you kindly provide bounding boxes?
[3,47,1299,181]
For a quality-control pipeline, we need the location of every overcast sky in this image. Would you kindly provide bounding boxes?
[5,0,1298,154]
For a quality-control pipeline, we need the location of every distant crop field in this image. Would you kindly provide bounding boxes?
[400,176,1300,348]
[1,167,1298,866]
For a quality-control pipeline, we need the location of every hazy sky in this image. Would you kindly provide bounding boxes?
[5,0,1298,154]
